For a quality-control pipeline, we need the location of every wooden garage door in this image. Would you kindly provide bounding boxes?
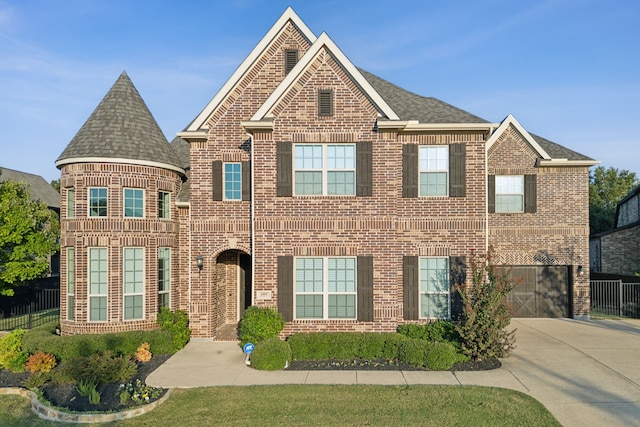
[505,266,569,317]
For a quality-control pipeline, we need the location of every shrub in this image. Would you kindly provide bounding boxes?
[157,308,191,351]
[397,339,431,368]
[238,306,285,346]
[424,341,463,371]
[250,337,292,371]
[0,329,29,372]
[77,379,100,405]
[62,350,137,385]
[25,351,57,373]
[397,321,460,344]
[135,342,152,363]
[455,248,517,360]
[288,332,408,361]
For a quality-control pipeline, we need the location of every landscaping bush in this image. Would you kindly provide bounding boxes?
[397,320,460,344]
[0,329,29,372]
[424,341,465,371]
[238,306,285,346]
[397,338,431,368]
[455,248,517,360]
[60,350,137,385]
[157,308,191,351]
[288,332,408,361]
[25,351,57,373]
[250,337,292,371]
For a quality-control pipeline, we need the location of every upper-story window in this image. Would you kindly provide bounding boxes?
[284,49,298,74]
[495,175,524,212]
[294,144,355,196]
[419,146,449,196]
[67,188,75,218]
[124,188,144,218]
[89,188,107,217]
[158,191,170,219]
[224,163,242,201]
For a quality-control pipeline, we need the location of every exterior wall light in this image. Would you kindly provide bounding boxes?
[577,265,584,276]
[196,254,204,271]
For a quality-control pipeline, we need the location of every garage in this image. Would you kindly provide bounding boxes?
[504,266,570,317]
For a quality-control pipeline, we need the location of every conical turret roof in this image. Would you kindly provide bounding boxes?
[56,72,184,174]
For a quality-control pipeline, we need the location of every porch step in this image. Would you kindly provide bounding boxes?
[214,323,239,342]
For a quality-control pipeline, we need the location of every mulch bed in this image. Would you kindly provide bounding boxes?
[0,354,171,413]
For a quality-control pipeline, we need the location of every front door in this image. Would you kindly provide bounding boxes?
[238,254,252,319]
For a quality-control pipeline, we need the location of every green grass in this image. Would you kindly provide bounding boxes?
[0,385,560,427]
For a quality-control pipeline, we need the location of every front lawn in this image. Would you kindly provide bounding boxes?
[0,384,560,426]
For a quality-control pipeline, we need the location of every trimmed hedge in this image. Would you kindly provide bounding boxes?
[288,332,408,361]
[397,321,460,344]
[239,306,285,346]
[250,337,292,371]
[397,339,464,370]
[22,322,175,363]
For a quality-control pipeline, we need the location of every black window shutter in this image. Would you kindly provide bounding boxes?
[403,256,419,320]
[402,145,419,198]
[356,142,372,197]
[212,161,222,201]
[449,144,466,197]
[276,142,292,197]
[318,90,333,116]
[488,175,496,213]
[277,256,294,322]
[357,256,374,321]
[241,161,250,201]
[449,256,466,321]
[524,174,537,213]
[284,49,298,74]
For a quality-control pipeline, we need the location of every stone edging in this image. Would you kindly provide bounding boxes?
[0,386,172,423]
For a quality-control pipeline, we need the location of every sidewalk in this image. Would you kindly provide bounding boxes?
[147,318,640,427]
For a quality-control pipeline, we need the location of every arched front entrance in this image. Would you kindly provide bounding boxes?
[213,249,251,341]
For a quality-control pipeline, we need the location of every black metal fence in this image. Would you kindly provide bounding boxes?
[0,286,60,330]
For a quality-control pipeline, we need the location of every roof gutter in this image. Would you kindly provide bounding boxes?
[537,159,601,167]
[376,120,499,132]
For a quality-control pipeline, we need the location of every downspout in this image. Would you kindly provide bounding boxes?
[247,132,255,306]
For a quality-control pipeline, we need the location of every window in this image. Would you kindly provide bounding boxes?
[67,248,75,321]
[285,49,298,74]
[123,248,144,320]
[224,163,242,200]
[318,89,333,116]
[89,188,107,217]
[419,257,449,319]
[295,257,356,319]
[496,175,524,212]
[124,188,144,217]
[158,248,170,310]
[67,188,75,218]
[294,144,355,195]
[88,248,107,321]
[419,146,448,196]
[158,191,170,219]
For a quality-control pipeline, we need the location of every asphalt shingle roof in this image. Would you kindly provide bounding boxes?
[0,167,60,209]
[56,72,184,173]
[531,134,594,162]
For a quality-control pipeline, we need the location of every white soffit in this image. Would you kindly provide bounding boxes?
[185,7,317,132]
[250,32,399,122]
[486,114,551,160]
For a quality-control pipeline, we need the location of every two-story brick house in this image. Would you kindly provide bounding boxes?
[56,8,597,338]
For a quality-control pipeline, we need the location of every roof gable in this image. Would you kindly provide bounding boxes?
[184,7,316,133]
[0,167,60,209]
[487,114,550,160]
[55,72,184,174]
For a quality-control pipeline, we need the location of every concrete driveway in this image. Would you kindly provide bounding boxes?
[148,318,640,427]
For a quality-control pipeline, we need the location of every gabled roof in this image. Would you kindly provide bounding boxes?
[56,72,184,175]
[0,167,60,209]
[247,32,398,125]
[486,115,598,165]
[184,7,317,133]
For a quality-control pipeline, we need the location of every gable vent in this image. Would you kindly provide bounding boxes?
[285,49,298,75]
[318,89,333,117]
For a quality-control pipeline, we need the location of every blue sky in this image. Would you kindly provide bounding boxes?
[1,0,638,183]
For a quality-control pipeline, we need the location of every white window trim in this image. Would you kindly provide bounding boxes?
[88,247,108,322]
[66,247,75,321]
[123,247,145,321]
[293,144,356,196]
[419,257,450,320]
[158,191,171,219]
[88,187,108,217]
[419,145,449,197]
[495,175,525,213]
[123,188,145,218]
[294,256,357,320]
[223,162,242,201]
[158,247,171,310]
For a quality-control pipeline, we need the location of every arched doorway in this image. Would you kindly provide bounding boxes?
[214,249,251,341]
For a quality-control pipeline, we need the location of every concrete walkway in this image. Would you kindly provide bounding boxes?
[146,318,640,427]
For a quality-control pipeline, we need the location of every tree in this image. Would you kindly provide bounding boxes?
[589,166,638,235]
[50,179,60,192]
[0,176,59,296]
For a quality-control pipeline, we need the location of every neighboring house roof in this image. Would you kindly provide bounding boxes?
[170,136,191,203]
[56,71,185,176]
[0,167,60,209]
